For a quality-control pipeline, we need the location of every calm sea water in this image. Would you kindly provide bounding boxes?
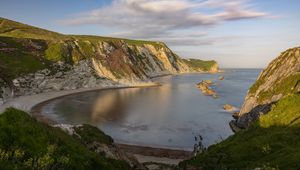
[40,69,261,150]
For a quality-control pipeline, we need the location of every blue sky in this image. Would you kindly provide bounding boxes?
[1,0,299,68]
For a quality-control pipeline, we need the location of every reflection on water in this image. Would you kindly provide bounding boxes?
[41,69,261,150]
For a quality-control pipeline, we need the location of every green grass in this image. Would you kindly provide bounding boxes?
[0,17,65,41]
[45,43,66,62]
[0,36,49,80]
[248,78,264,94]
[0,17,163,47]
[248,47,300,99]
[73,124,114,146]
[179,94,300,170]
[0,108,130,170]
[250,74,300,103]
[182,59,217,71]
[77,40,95,58]
[70,35,163,47]
[258,94,300,127]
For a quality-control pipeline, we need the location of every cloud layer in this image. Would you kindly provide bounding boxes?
[61,0,268,46]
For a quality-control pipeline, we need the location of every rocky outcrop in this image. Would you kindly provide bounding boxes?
[232,47,300,129]
[196,80,217,98]
[0,78,12,104]
[223,104,234,112]
[10,60,119,97]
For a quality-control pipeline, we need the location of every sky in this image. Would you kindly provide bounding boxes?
[0,0,299,68]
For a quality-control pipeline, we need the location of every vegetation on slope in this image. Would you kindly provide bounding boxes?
[0,17,163,46]
[0,17,64,41]
[180,94,300,169]
[0,17,219,86]
[0,17,166,73]
[250,73,300,103]
[182,59,217,71]
[0,108,130,170]
[0,36,50,81]
[73,124,114,146]
[247,47,300,103]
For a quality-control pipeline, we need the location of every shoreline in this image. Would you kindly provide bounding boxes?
[0,80,193,164]
[117,143,192,165]
[1,71,225,164]
[0,70,220,113]
[0,82,160,113]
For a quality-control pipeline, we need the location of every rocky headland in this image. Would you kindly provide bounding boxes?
[223,104,234,112]
[180,46,300,169]
[230,46,300,130]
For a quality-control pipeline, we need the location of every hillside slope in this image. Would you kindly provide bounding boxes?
[0,17,218,103]
[234,47,300,129]
[0,108,140,169]
[179,46,300,169]
[180,94,300,169]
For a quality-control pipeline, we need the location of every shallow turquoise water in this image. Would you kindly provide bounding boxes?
[41,69,261,150]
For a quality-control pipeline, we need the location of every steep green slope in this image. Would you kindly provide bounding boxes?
[0,36,50,81]
[248,47,300,103]
[182,59,218,72]
[180,47,300,169]
[180,94,300,170]
[0,17,64,41]
[230,47,300,130]
[0,17,163,46]
[238,47,300,119]
[0,108,130,170]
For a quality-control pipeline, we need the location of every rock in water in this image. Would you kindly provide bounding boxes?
[223,104,234,112]
[196,80,217,97]
[232,112,239,119]
[203,80,213,85]
[218,76,224,80]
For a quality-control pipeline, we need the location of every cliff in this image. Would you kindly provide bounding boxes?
[0,17,218,102]
[233,47,300,129]
[179,47,300,170]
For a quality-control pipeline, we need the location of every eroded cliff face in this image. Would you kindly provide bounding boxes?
[0,36,217,103]
[87,40,192,81]
[233,47,300,129]
[0,18,218,103]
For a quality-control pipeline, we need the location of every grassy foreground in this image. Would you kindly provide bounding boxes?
[179,94,300,169]
[0,108,130,170]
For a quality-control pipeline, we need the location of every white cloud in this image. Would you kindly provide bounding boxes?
[60,0,268,46]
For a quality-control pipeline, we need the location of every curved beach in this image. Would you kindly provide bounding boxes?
[0,82,192,165]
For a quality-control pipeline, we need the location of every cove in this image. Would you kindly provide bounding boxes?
[37,69,261,151]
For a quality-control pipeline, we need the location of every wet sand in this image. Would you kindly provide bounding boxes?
[117,143,192,164]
